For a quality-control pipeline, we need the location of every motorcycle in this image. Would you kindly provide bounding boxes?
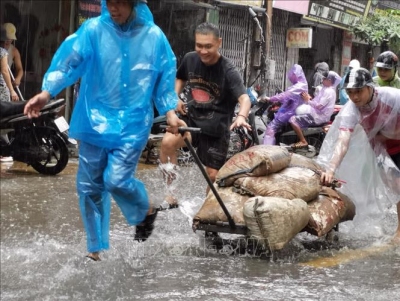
[0,99,69,175]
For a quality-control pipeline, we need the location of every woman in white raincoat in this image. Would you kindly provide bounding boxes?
[318,68,400,242]
[24,0,181,261]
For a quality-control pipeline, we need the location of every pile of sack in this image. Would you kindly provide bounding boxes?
[193,145,356,251]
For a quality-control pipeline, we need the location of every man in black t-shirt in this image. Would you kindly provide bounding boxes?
[160,22,251,196]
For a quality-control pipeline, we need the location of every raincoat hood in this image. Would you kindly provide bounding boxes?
[286,64,308,94]
[315,62,329,74]
[269,64,308,120]
[326,71,341,88]
[100,0,151,31]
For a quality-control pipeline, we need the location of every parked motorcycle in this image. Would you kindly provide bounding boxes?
[0,99,69,175]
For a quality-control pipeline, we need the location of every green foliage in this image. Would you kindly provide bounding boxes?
[351,9,400,55]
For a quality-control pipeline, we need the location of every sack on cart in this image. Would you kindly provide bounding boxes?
[304,187,356,237]
[232,166,321,202]
[243,196,310,250]
[216,145,291,187]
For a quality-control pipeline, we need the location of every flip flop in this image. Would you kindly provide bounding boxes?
[85,255,101,261]
[291,142,309,150]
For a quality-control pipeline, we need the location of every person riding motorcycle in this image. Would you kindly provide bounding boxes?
[289,70,341,149]
[260,64,308,145]
[373,51,400,89]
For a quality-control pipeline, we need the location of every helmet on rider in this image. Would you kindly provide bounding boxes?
[375,51,398,70]
[344,68,374,89]
[349,59,360,70]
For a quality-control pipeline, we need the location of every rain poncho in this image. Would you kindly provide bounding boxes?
[41,1,178,253]
[263,64,308,145]
[295,71,341,125]
[42,1,177,150]
[317,86,400,212]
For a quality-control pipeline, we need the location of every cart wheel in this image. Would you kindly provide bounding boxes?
[326,229,339,243]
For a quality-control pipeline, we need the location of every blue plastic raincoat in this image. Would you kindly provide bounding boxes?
[42,1,177,150]
[263,64,308,145]
[41,1,178,253]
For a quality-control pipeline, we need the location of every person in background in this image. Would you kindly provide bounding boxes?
[369,56,377,78]
[2,23,24,90]
[289,70,341,149]
[338,59,360,105]
[23,0,180,261]
[261,64,308,145]
[319,68,400,243]
[373,51,400,89]
[310,61,329,97]
[0,28,18,163]
[372,50,400,181]
[159,22,251,199]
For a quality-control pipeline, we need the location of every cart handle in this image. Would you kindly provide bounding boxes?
[160,124,237,229]
[160,125,202,135]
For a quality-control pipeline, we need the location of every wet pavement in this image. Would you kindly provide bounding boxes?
[1,159,400,301]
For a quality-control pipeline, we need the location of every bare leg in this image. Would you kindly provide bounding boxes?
[159,132,186,185]
[289,116,307,146]
[290,122,307,145]
[159,132,184,165]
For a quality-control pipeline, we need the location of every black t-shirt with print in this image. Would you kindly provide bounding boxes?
[177,51,246,137]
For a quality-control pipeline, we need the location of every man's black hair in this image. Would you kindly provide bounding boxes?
[195,22,220,39]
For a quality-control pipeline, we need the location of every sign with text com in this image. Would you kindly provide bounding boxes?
[286,28,313,48]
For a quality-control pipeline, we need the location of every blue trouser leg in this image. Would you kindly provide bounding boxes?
[79,193,111,253]
[103,145,149,226]
[77,142,149,253]
[77,142,110,253]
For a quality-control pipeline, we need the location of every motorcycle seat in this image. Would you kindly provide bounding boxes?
[0,101,27,119]
[0,99,65,122]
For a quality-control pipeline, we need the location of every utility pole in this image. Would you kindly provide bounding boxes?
[265,0,273,61]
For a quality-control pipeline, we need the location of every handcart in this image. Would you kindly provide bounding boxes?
[161,126,349,252]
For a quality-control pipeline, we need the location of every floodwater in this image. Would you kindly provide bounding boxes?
[1,159,399,301]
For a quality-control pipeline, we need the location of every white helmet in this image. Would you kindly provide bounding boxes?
[349,59,360,69]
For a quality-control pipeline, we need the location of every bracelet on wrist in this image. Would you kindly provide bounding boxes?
[237,114,249,122]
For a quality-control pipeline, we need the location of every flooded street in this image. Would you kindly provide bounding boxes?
[1,159,399,301]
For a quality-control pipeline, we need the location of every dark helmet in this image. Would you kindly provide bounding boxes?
[344,68,374,89]
[375,51,398,69]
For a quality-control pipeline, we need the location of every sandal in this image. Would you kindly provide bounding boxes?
[85,255,101,261]
[291,142,308,150]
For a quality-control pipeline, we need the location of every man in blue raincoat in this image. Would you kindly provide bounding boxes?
[24,0,181,261]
